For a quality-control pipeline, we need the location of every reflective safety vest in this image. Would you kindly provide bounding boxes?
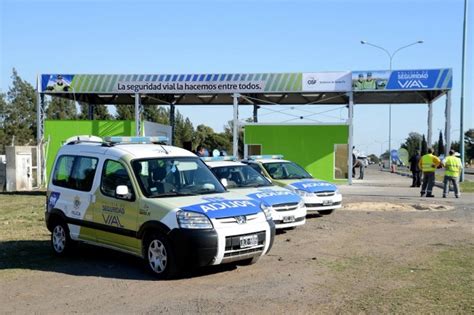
[420,154,440,172]
[444,156,462,177]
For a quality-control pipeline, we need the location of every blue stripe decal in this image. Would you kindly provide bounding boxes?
[437,69,448,88]
[248,74,254,81]
[180,198,261,219]
[206,74,212,81]
[178,74,185,81]
[241,74,247,80]
[212,74,219,81]
[199,74,205,81]
[192,74,199,81]
[159,75,165,81]
[165,75,171,81]
[226,74,233,81]
[262,74,268,80]
[186,74,192,81]
[172,75,178,81]
[152,75,158,81]
[233,74,240,81]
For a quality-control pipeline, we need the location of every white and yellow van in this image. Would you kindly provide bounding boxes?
[46,136,275,279]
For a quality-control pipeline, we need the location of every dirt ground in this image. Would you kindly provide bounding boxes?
[1,168,473,314]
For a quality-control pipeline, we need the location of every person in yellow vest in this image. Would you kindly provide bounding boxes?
[418,148,442,197]
[442,150,463,198]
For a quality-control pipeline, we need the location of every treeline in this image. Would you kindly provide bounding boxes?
[0,69,241,155]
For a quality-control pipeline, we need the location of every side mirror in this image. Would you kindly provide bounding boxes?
[220,178,228,188]
[116,185,131,200]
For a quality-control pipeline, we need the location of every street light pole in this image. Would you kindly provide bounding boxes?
[459,0,468,182]
[360,40,424,170]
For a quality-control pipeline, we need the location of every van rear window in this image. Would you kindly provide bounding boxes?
[52,155,98,191]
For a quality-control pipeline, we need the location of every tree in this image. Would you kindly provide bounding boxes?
[46,97,77,120]
[400,132,422,157]
[115,104,135,120]
[437,131,445,156]
[421,134,428,155]
[0,93,7,153]
[78,103,111,120]
[3,69,37,147]
[368,154,379,164]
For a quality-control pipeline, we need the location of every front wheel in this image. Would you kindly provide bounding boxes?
[51,221,74,255]
[144,232,178,279]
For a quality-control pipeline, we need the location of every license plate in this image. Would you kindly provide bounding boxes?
[322,200,333,206]
[283,215,295,223]
[240,234,258,248]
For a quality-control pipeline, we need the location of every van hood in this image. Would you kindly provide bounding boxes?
[148,191,262,219]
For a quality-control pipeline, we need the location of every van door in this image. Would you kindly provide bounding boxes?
[92,159,140,254]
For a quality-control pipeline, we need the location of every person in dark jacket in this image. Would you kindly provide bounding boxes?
[409,150,421,187]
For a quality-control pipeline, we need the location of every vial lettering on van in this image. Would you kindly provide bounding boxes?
[102,214,124,228]
[200,200,256,213]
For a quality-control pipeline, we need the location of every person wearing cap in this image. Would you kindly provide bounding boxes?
[418,148,442,197]
[353,73,365,90]
[442,150,463,198]
[46,74,70,92]
[362,72,376,90]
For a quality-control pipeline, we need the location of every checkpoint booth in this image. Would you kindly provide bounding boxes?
[36,69,453,186]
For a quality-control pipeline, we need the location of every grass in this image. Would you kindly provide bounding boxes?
[320,246,474,313]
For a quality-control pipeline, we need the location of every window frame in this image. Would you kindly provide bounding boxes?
[100,159,136,202]
[52,154,98,192]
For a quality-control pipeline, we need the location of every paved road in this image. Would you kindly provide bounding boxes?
[339,166,473,205]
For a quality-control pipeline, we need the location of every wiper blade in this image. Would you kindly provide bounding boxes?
[154,191,197,198]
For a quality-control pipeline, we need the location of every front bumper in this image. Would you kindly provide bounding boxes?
[271,205,307,229]
[303,193,342,212]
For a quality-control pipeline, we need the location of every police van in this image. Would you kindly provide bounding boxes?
[46,136,275,279]
[203,157,306,229]
[243,155,342,215]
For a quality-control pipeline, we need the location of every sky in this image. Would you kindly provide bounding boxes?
[0,0,472,156]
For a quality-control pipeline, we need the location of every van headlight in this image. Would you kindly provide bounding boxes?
[295,189,313,197]
[260,203,273,220]
[176,210,213,229]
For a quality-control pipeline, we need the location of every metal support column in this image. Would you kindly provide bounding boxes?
[348,92,354,185]
[253,104,258,122]
[36,85,45,187]
[427,102,433,146]
[170,104,176,145]
[232,93,240,158]
[135,93,141,136]
[88,103,94,120]
[445,91,452,154]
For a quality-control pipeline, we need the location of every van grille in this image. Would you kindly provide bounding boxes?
[272,202,299,212]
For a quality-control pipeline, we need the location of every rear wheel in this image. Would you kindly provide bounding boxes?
[318,209,334,215]
[144,232,178,279]
[51,220,74,255]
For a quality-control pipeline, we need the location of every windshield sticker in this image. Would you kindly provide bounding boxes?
[290,181,337,193]
[247,188,300,205]
[181,196,260,218]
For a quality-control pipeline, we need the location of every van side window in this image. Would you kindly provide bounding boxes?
[52,155,98,191]
[101,160,135,200]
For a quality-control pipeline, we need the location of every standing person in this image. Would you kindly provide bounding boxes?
[419,148,442,197]
[352,146,359,178]
[442,150,463,198]
[363,72,376,89]
[408,150,421,187]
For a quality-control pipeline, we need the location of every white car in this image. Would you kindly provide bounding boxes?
[204,157,306,229]
[243,156,342,215]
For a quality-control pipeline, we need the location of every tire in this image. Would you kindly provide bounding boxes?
[50,220,74,256]
[318,209,334,215]
[237,256,260,266]
[143,232,178,279]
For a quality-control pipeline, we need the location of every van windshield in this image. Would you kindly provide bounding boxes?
[132,157,225,198]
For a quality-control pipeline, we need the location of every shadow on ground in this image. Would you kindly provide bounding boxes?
[0,239,237,281]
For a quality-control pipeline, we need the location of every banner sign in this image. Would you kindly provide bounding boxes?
[352,68,452,91]
[40,69,452,94]
[302,72,351,92]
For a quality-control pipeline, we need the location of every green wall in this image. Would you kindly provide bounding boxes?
[244,124,348,182]
[45,120,136,179]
